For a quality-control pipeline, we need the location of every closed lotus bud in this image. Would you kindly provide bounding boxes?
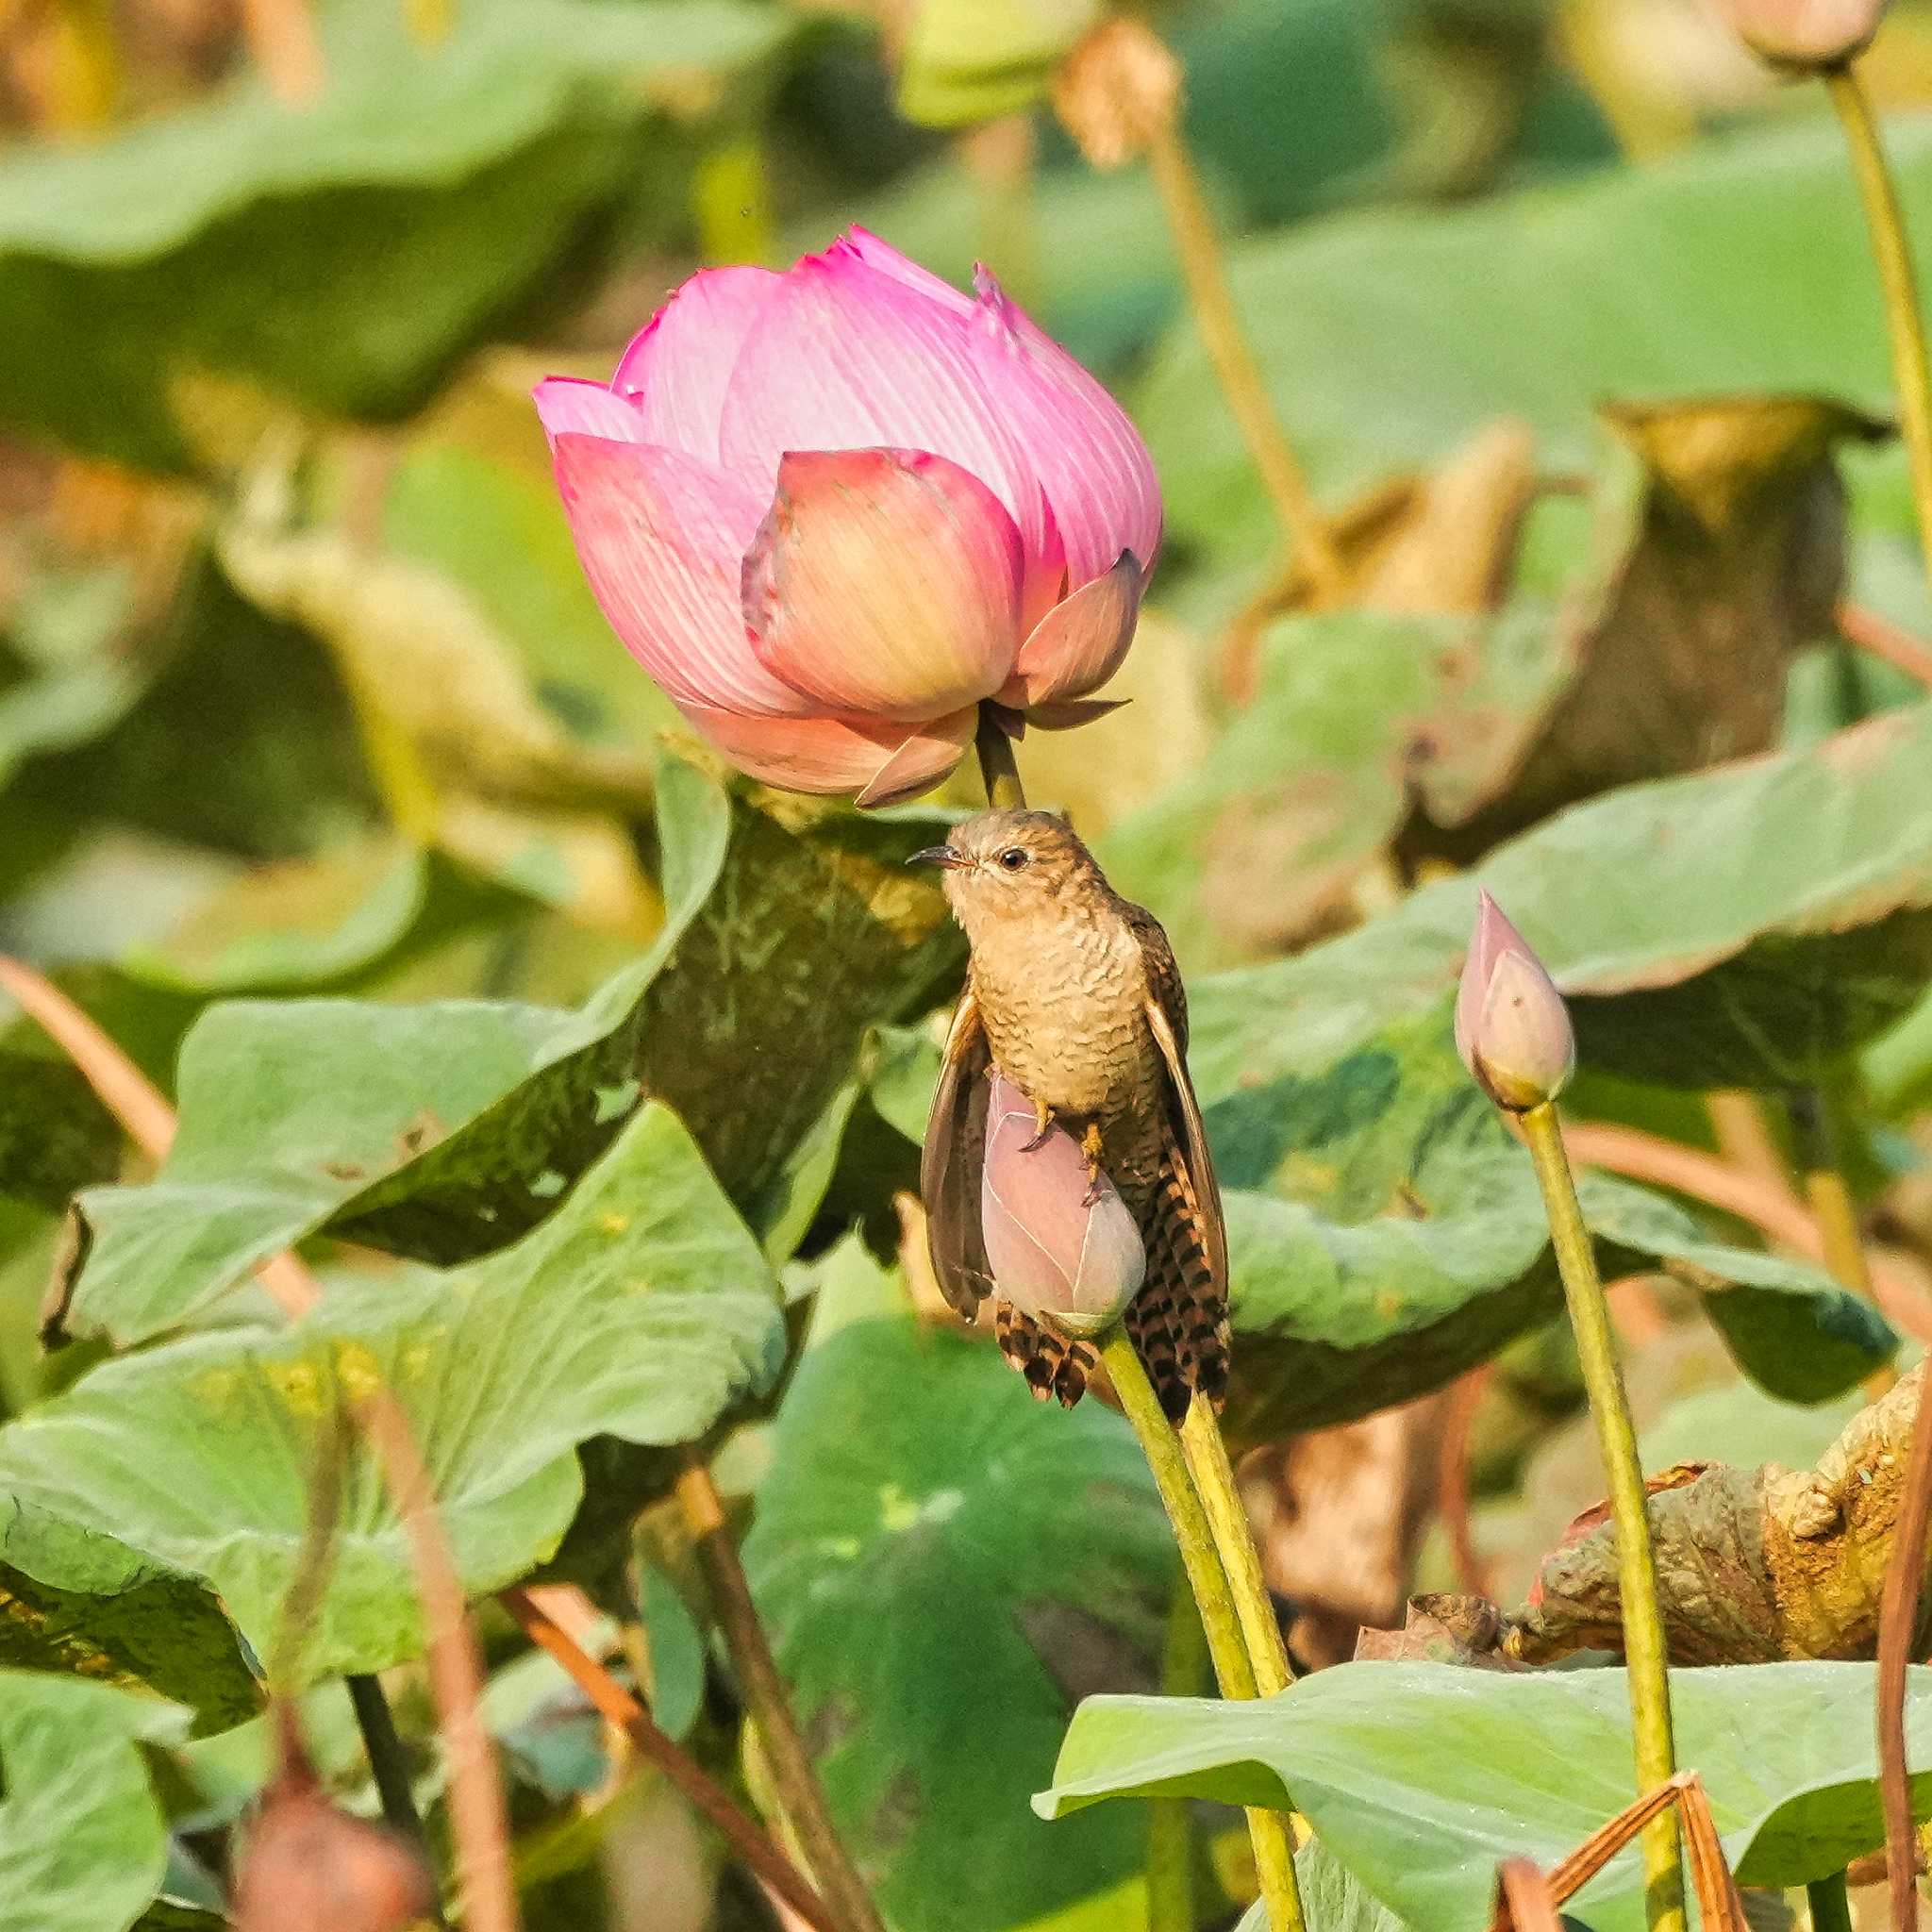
[1711,0,1886,71]
[232,1708,436,1932]
[1455,891,1575,1113]
[980,1072,1145,1337]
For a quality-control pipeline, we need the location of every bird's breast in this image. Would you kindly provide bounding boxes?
[968,910,1162,1128]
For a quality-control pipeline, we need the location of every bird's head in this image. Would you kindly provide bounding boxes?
[909,809,1100,934]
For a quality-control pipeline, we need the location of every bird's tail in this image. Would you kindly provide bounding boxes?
[993,1301,1096,1407]
[1133,1133,1230,1422]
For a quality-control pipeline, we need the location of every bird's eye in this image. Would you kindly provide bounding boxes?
[997,847,1029,872]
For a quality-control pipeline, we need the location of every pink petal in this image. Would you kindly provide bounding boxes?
[676,702,974,804]
[998,550,1141,708]
[966,269,1163,591]
[717,248,1052,568]
[742,448,1022,723]
[831,226,974,315]
[612,265,784,463]
[551,432,803,716]
[532,377,646,449]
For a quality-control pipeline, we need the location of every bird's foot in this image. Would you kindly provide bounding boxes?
[1079,1124,1106,1205]
[1021,1100,1057,1153]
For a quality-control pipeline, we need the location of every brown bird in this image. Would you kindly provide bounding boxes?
[913,808,1228,1421]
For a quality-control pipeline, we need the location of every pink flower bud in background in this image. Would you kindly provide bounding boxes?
[232,1709,436,1932]
[1710,0,1886,70]
[1455,891,1575,1113]
[534,229,1161,807]
[980,1071,1145,1337]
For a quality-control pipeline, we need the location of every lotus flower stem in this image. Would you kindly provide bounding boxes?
[1807,1874,1855,1932]
[975,704,1028,809]
[1825,62,1932,603]
[1178,1394,1293,1695]
[1099,1329,1307,1932]
[1143,120,1346,606]
[1520,1102,1684,1932]
[1147,1579,1207,1932]
[674,1453,889,1932]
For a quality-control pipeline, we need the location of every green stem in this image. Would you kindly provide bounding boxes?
[974,706,1027,810]
[346,1672,442,1919]
[1100,1331,1306,1932]
[1826,62,1932,606]
[1520,1105,1684,1932]
[1147,1581,1206,1932]
[1178,1394,1292,1696]
[1807,1873,1855,1932]
[1787,1088,1896,1396]
[1144,115,1345,605]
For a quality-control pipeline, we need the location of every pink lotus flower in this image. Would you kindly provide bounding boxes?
[533,229,1160,806]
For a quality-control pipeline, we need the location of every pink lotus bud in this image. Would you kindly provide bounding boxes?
[1711,0,1886,69]
[533,229,1160,807]
[232,1708,436,1932]
[1455,891,1575,1113]
[980,1072,1145,1337]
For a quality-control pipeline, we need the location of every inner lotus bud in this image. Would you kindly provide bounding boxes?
[979,1071,1145,1338]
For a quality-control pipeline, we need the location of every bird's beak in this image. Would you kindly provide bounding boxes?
[908,844,967,871]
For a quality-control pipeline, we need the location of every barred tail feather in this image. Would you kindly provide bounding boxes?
[994,1299,1095,1407]
[1148,1137,1230,1409]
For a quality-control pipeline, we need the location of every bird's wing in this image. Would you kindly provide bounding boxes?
[1128,902,1231,1407]
[922,990,994,1322]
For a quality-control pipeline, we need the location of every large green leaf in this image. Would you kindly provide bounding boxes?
[1217,1017,1890,1437]
[1107,399,1871,963]
[0,1672,189,1932]
[0,1054,120,1210]
[0,1102,783,1683]
[742,1310,1176,1932]
[55,750,961,1346]
[1038,1660,1932,1932]
[1189,703,1932,1098]
[123,837,519,995]
[1176,708,1929,1427]
[0,1514,258,1731]
[1138,113,1932,598]
[0,0,792,469]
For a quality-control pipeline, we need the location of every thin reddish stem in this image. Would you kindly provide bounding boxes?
[500,1587,840,1932]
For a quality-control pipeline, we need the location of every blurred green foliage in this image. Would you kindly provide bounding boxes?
[7,0,1932,1927]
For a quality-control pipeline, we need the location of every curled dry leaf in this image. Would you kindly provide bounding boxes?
[1507,1359,1930,1665]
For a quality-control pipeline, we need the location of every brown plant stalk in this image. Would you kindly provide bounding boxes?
[674,1453,889,1932]
[499,1587,841,1932]
[1840,600,1932,691]
[1488,1773,1746,1932]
